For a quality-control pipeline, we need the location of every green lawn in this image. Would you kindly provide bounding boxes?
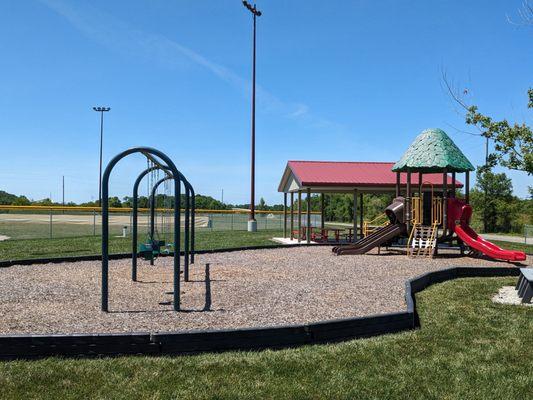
[492,240,533,255]
[0,277,531,399]
[0,231,531,261]
[0,230,283,260]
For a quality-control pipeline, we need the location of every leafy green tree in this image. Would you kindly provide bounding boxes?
[464,89,532,174]
[0,190,22,205]
[470,169,520,233]
[108,196,122,208]
[12,195,31,206]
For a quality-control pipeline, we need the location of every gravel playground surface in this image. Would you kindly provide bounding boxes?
[0,247,525,335]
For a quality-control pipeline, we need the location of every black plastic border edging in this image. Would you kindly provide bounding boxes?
[0,256,521,360]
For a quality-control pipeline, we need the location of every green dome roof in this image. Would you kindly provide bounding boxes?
[392,128,475,173]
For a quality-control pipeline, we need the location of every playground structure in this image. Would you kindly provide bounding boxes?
[334,197,406,255]
[101,147,195,312]
[278,160,458,245]
[332,128,526,262]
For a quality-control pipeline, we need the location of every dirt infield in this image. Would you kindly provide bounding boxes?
[0,246,521,335]
[0,213,209,226]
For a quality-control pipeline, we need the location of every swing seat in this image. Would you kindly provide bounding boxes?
[139,240,165,260]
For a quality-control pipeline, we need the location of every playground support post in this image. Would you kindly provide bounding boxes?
[465,171,470,204]
[290,192,294,240]
[406,170,412,234]
[442,170,448,238]
[283,193,287,238]
[396,172,401,197]
[190,186,196,264]
[451,172,456,198]
[306,188,311,244]
[297,191,302,243]
[183,185,190,281]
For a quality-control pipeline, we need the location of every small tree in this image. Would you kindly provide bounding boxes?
[258,197,267,211]
[444,74,532,174]
[470,169,519,233]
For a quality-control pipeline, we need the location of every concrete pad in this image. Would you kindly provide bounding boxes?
[271,237,318,245]
[492,286,533,307]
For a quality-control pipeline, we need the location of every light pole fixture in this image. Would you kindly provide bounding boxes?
[93,106,111,206]
[242,1,261,232]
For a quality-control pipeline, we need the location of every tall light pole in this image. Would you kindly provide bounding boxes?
[93,106,111,206]
[242,1,261,232]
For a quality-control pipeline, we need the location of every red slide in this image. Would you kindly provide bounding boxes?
[448,199,526,262]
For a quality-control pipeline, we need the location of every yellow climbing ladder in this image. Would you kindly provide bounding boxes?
[407,222,438,258]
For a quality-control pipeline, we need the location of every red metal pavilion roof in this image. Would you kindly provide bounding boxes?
[278,161,463,192]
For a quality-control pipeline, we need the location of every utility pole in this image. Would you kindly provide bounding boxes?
[221,189,224,204]
[242,1,261,232]
[62,176,65,206]
[93,106,111,206]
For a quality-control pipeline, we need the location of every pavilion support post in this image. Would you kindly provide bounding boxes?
[451,172,456,198]
[465,171,470,204]
[396,172,401,197]
[359,193,364,238]
[297,191,302,243]
[442,170,448,239]
[290,192,294,240]
[406,170,412,234]
[283,193,287,238]
[320,193,325,230]
[353,189,358,242]
[306,188,311,244]
[418,173,423,196]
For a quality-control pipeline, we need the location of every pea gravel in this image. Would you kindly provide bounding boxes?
[0,247,524,335]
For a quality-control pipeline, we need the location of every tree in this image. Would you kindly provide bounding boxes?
[12,196,31,206]
[464,89,532,174]
[258,197,267,211]
[108,196,122,208]
[443,75,532,174]
[470,169,519,233]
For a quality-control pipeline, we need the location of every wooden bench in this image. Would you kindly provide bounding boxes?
[515,268,533,304]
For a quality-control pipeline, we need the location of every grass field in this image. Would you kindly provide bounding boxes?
[491,240,532,255]
[0,230,283,260]
[0,231,531,261]
[0,277,531,399]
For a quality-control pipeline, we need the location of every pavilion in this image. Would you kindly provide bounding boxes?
[278,159,463,244]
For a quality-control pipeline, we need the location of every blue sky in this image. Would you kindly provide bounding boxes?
[0,0,531,204]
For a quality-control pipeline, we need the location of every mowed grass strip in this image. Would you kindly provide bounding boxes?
[491,240,532,255]
[0,277,531,399]
[0,230,283,260]
[0,230,531,262]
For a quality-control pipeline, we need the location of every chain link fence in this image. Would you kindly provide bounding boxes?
[0,206,321,240]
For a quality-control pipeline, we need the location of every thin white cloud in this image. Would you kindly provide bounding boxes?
[39,0,344,131]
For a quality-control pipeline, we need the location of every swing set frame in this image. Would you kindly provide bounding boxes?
[101,146,195,312]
